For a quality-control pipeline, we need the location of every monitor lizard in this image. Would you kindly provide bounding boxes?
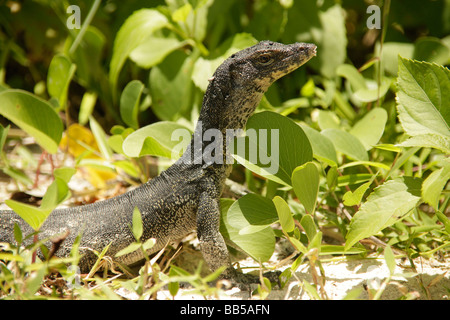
[0,41,316,283]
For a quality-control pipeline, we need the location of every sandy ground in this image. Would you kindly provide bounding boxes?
[151,254,449,300]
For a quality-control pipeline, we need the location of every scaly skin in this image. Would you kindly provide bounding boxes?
[0,41,316,281]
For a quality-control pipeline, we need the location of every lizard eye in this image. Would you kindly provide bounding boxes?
[256,54,274,66]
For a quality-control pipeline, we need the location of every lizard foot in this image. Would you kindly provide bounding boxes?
[219,268,282,291]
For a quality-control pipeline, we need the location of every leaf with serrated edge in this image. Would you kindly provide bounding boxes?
[345,177,422,250]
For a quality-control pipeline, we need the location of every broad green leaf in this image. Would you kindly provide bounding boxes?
[321,128,368,161]
[353,78,391,103]
[413,37,450,66]
[350,108,388,150]
[220,198,276,262]
[47,54,76,108]
[123,121,192,159]
[273,196,295,233]
[345,177,422,250]
[120,80,144,129]
[336,64,367,91]
[421,160,450,210]
[283,2,346,78]
[130,37,185,69]
[132,207,143,241]
[226,193,278,235]
[292,162,319,214]
[396,57,450,144]
[109,9,169,94]
[382,42,414,75]
[397,134,450,154]
[0,89,63,154]
[317,110,340,130]
[149,51,195,121]
[232,111,313,186]
[4,201,52,231]
[300,124,338,166]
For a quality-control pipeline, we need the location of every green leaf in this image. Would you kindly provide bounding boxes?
[123,121,192,159]
[168,267,180,297]
[345,177,422,250]
[317,110,340,130]
[0,89,63,154]
[343,181,372,207]
[396,57,450,152]
[436,211,450,235]
[350,108,388,150]
[397,134,450,154]
[149,51,194,121]
[232,111,313,186]
[300,124,338,166]
[89,116,113,160]
[220,197,275,262]
[273,196,295,233]
[421,160,450,210]
[130,37,185,69]
[321,128,368,161]
[291,162,319,214]
[40,167,76,211]
[226,194,278,235]
[120,80,144,129]
[132,207,143,241]
[413,37,450,66]
[343,173,378,206]
[283,2,346,78]
[336,64,367,91]
[109,9,169,95]
[0,124,9,151]
[78,92,97,125]
[114,242,141,258]
[300,215,317,243]
[47,54,76,108]
[5,200,52,231]
[353,78,391,103]
[13,223,22,245]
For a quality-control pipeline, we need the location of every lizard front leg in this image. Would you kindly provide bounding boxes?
[196,191,233,277]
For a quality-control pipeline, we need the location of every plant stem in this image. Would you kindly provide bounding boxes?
[69,0,101,55]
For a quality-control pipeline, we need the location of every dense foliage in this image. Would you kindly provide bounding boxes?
[0,0,449,299]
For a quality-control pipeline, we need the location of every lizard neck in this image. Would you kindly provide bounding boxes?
[179,67,265,174]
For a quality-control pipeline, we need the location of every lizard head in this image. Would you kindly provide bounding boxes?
[199,41,316,132]
[227,41,317,92]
